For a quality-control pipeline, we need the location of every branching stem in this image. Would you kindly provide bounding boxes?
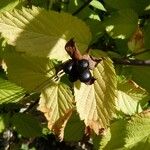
[72,0,92,15]
[113,58,150,66]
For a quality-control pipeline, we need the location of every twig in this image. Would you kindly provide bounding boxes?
[113,58,150,66]
[72,0,92,15]
[127,49,150,58]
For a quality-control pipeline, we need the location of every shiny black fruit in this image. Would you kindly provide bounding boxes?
[77,59,89,71]
[79,69,92,82]
[63,60,74,74]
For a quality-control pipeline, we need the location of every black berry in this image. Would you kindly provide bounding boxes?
[63,60,74,74]
[77,59,89,71]
[79,69,92,82]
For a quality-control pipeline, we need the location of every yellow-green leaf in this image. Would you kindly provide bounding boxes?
[74,57,117,133]
[0,77,25,104]
[0,7,91,61]
[125,111,150,149]
[116,79,148,115]
[38,82,74,130]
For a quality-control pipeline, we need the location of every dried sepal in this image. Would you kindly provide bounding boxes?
[65,38,82,60]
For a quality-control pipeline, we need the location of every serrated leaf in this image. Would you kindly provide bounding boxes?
[0,0,19,13]
[0,77,25,104]
[104,9,138,39]
[96,110,150,150]
[0,7,91,61]
[116,79,148,115]
[74,57,117,133]
[64,112,85,141]
[12,113,42,137]
[38,82,74,132]
[4,48,55,91]
[124,111,150,148]
[0,114,10,133]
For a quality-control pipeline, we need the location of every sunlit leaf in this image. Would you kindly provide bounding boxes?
[116,79,148,115]
[0,0,19,13]
[12,113,42,137]
[74,57,117,133]
[0,77,25,104]
[104,9,138,39]
[38,82,74,132]
[90,0,106,11]
[0,114,10,133]
[0,7,91,61]
[94,110,150,149]
[95,120,127,150]
[124,110,150,149]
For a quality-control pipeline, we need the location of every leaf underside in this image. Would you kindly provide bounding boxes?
[74,57,117,133]
[0,6,91,61]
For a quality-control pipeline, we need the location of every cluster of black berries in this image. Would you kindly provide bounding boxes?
[63,59,92,83]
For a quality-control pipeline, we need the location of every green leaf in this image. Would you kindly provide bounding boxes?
[64,112,85,141]
[95,111,150,150]
[38,82,74,130]
[105,0,150,15]
[74,57,117,133]
[4,47,56,91]
[116,79,148,115]
[131,66,150,92]
[0,77,25,104]
[104,9,138,39]
[0,7,91,61]
[144,21,150,49]
[0,0,19,13]
[90,0,106,11]
[124,111,150,149]
[101,120,127,150]
[12,113,42,137]
[86,19,105,43]
[67,0,97,20]
[0,114,10,133]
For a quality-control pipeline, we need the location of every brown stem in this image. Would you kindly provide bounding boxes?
[113,58,150,66]
[72,0,92,15]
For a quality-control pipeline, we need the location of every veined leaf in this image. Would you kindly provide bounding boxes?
[4,48,56,91]
[116,79,148,115]
[38,82,74,131]
[104,9,138,39]
[0,7,91,61]
[95,110,150,150]
[0,77,25,104]
[74,57,117,133]
[0,0,19,13]
[124,110,150,149]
